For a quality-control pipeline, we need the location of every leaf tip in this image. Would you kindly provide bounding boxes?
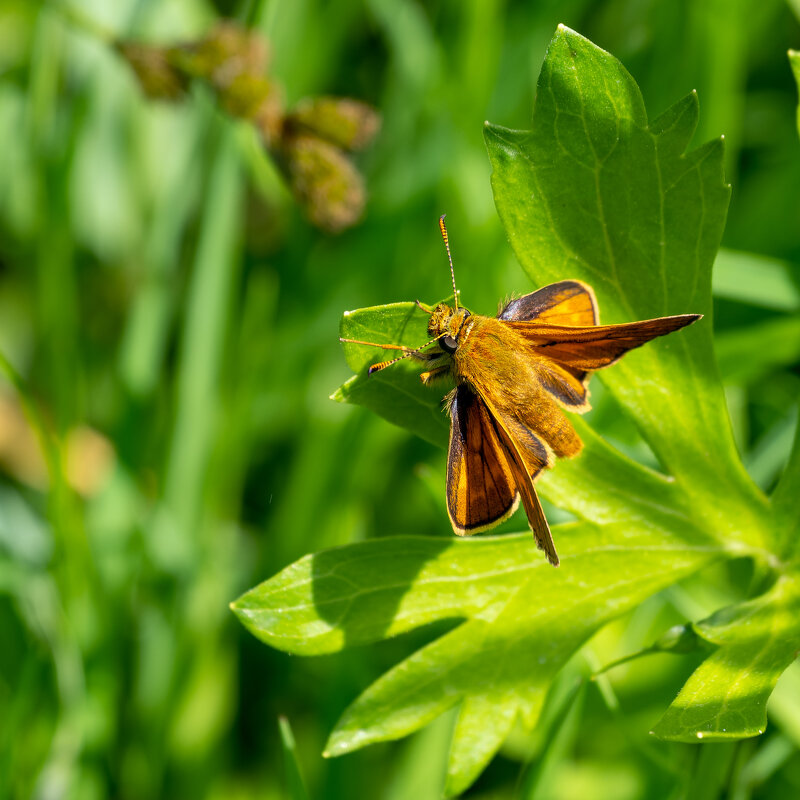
[322,735,351,758]
[229,600,253,631]
[331,375,358,403]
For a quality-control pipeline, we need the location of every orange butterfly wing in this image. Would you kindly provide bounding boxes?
[498,280,598,327]
[499,281,700,402]
[446,385,559,565]
[505,314,701,370]
[446,385,520,535]
[482,394,559,566]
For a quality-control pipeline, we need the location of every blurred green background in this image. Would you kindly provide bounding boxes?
[1,0,800,798]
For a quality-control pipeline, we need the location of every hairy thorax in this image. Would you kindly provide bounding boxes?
[428,307,539,406]
[454,318,540,404]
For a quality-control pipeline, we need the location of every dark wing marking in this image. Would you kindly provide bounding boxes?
[446,385,519,535]
[499,280,598,326]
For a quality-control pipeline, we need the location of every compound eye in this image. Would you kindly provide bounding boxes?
[439,335,458,354]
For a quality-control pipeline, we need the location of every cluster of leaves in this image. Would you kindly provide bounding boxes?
[233,26,800,795]
[118,20,379,232]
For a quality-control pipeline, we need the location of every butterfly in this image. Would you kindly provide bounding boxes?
[341,216,701,565]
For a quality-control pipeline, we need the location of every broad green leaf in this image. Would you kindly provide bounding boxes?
[536,418,702,535]
[653,573,800,742]
[485,25,767,549]
[234,534,532,655]
[333,301,449,447]
[233,524,721,795]
[334,26,770,551]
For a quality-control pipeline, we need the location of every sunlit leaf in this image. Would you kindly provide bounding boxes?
[485,26,767,551]
[653,573,800,742]
[233,524,722,794]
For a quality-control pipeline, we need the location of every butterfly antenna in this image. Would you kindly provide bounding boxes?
[340,333,448,375]
[367,353,414,374]
[439,214,459,311]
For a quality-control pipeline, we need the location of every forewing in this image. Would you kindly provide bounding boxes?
[446,385,519,535]
[479,395,560,566]
[499,280,598,326]
[506,314,701,370]
[509,458,557,566]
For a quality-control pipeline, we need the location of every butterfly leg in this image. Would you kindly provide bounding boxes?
[420,365,452,386]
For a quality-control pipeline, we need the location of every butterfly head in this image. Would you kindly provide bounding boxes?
[428,303,471,354]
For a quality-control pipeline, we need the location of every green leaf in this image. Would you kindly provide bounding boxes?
[485,25,767,551]
[653,573,800,742]
[233,524,721,795]
[334,300,449,447]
